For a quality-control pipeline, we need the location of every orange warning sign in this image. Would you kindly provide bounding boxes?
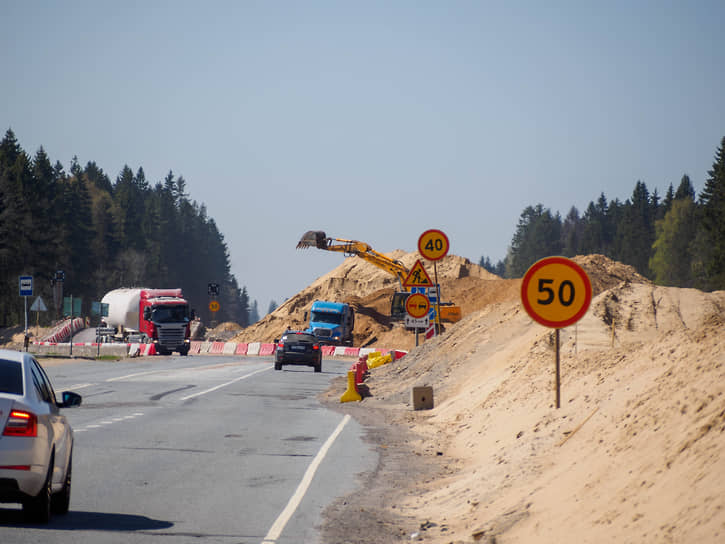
[403,259,433,288]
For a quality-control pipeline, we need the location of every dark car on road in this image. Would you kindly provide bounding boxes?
[274,332,322,372]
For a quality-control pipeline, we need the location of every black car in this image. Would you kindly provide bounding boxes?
[274,332,322,372]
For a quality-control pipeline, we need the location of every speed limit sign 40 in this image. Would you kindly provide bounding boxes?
[418,229,449,261]
[521,257,592,328]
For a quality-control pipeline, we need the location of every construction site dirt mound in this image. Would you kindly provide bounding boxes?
[231,251,502,350]
[231,252,649,352]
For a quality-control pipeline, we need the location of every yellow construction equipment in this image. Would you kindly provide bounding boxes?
[296,231,462,323]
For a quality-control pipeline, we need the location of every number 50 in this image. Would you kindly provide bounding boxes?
[537,278,575,306]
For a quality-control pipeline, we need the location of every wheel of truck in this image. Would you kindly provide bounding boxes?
[179,346,190,356]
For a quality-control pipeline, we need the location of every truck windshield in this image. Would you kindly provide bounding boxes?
[152,305,188,323]
[310,311,342,325]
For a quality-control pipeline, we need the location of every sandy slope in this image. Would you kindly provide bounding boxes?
[231,250,501,350]
[318,255,725,543]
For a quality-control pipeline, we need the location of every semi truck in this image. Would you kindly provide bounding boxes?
[97,288,193,355]
[304,300,355,346]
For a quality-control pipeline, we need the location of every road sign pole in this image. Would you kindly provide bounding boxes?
[555,328,561,409]
[433,262,441,335]
[24,296,28,351]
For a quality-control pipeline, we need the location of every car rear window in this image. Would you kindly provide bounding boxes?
[0,359,23,395]
[284,334,316,344]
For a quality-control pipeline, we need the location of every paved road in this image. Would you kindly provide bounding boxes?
[0,355,375,544]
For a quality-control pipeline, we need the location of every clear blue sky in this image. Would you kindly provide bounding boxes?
[2,1,724,314]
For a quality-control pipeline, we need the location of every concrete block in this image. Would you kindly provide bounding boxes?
[412,386,434,410]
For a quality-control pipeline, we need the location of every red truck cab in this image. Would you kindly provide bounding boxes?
[139,289,192,355]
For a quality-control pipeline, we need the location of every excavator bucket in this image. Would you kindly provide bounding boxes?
[297,230,328,250]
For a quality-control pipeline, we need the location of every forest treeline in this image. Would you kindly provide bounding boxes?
[0,129,250,328]
[481,136,725,292]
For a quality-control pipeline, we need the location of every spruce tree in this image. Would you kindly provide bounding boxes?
[694,137,725,290]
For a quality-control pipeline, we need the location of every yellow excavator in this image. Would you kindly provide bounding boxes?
[296,231,462,323]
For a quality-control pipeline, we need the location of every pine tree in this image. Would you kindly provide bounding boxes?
[249,300,260,324]
[561,206,582,256]
[506,204,562,277]
[693,137,725,290]
[614,181,656,276]
[675,174,696,201]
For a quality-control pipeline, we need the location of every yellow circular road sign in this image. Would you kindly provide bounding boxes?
[418,229,449,261]
[209,300,220,312]
[521,257,592,328]
[405,293,430,319]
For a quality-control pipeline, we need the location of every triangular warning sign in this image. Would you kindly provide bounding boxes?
[403,259,433,288]
[30,296,47,312]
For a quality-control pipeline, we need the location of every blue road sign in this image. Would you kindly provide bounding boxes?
[19,276,33,297]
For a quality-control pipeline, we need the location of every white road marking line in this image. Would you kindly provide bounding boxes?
[261,414,351,544]
[74,412,145,433]
[180,367,271,400]
[106,370,165,382]
[62,383,96,391]
[106,361,248,383]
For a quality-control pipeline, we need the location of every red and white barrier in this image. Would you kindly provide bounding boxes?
[32,337,407,360]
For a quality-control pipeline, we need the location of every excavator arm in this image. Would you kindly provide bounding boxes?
[297,231,409,288]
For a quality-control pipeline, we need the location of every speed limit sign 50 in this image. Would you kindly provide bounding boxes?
[521,257,592,329]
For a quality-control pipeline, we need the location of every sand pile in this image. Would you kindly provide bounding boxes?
[231,250,501,350]
[321,254,725,543]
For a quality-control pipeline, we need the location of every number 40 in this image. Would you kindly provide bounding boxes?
[537,279,575,306]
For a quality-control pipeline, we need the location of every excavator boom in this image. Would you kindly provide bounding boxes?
[297,231,408,287]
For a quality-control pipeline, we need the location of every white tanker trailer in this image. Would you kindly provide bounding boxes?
[98,288,193,355]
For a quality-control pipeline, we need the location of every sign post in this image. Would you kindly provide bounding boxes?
[405,293,430,346]
[19,276,33,351]
[521,257,592,408]
[418,229,449,335]
[30,296,47,338]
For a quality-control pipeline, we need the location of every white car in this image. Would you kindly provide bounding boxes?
[0,349,82,522]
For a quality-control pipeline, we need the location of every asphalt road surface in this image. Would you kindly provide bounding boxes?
[0,354,376,544]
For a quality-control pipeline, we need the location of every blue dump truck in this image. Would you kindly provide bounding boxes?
[304,300,355,346]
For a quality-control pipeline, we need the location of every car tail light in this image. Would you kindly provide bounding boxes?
[3,410,37,437]
[277,342,284,348]
[313,344,320,350]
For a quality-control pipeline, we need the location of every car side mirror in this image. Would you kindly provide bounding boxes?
[190,309,196,320]
[59,391,82,408]
[143,307,152,320]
